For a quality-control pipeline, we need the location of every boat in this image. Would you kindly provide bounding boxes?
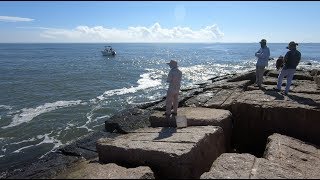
[101,46,116,56]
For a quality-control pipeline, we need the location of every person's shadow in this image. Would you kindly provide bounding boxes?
[263,89,285,100]
[263,88,320,108]
[153,127,177,140]
[286,93,320,108]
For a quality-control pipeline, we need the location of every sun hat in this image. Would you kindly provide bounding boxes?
[286,41,298,49]
[259,39,267,43]
[166,60,178,67]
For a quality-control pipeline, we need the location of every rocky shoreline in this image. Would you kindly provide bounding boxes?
[1,68,320,179]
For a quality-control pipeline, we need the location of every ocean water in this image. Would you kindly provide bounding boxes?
[0,43,319,169]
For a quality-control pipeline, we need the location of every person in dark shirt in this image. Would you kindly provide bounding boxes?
[274,41,301,95]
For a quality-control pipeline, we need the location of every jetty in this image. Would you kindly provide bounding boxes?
[1,68,320,179]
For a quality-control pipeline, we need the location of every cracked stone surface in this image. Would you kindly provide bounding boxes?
[97,126,226,179]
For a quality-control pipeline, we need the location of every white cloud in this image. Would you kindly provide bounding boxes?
[0,16,34,22]
[38,22,224,43]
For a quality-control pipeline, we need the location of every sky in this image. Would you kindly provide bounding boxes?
[0,1,320,43]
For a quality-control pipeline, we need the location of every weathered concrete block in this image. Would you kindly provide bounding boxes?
[200,153,304,179]
[231,90,320,154]
[227,70,255,82]
[196,88,243,110]
[204,89,234,108]
[204,80,251,91]
[149,107,232,150]
[267,69,313,80]
[96,126,226,179]
[184,90,218,107]
[200,153,255,179]
[291,80,320,94]
[264,133,320,178]
[57,160,154,179]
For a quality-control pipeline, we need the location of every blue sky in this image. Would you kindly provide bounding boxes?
[0,1,319,43]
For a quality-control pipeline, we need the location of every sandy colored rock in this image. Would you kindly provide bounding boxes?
[184,90,218,107]
[200,153,255,179]
[264,133,320,178]
[267,69,313,80]
[149,107,232,150]
[201,153,304,179]
[96,126,225,179]
[231,89,320,154]
[56,160,154,179]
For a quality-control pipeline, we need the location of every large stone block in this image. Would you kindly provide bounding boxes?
[227,70,255,82]
[200,153,255,179]
[204,80,251,91]
[231,90,320,154]
[184,90,219,107]
[205,88,243,109]
[149,107,232,150]
[200,153,304,179]
[104,108,152,133]
[264,133,320,178]
[57,160,154,179]
[96,126,226,179]
[267,69,313,80]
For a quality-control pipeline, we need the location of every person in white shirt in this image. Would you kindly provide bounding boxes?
[165,60,182,117]
[255,39,270,88]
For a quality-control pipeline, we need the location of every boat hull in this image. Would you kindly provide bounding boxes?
[101,51,116,56]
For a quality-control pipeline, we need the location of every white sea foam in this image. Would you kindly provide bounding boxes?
[77,108,111,132]
[12,132,62,157]
[0,105,12,110]
[12,145,34,153]
[1,100,82,129]
[96,69,163,101]
[95,115,110,121]
[65,123,76,131]
[9,138,37,145]
[1,145,6,153]
[77,124,94,132]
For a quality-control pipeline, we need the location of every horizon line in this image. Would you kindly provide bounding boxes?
[0,42,318,44]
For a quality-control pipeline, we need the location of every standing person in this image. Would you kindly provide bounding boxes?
[255,39,271,88]
[274,41,301,95]
[165,60,182,117]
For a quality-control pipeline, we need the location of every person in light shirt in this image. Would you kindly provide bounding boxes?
[165,60,182,118]
[255,39,270,88]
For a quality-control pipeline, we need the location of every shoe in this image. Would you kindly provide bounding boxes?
[273,87,280,92]
[280,91,288,95]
